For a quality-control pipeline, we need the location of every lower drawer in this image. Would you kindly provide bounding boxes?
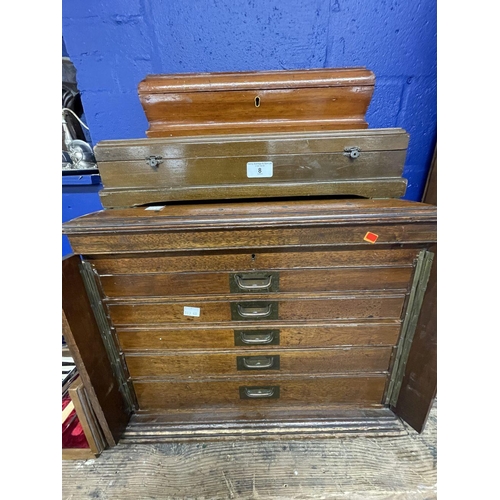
[133,375,388,410]
[125,347,392,377]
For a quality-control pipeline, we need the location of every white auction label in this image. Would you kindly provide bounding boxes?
[183,306,200,317]
[144,205,165,211]
[247,161,273,178]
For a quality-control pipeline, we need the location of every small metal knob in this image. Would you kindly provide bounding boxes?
[145,155,163,168]
[343,147,361,159]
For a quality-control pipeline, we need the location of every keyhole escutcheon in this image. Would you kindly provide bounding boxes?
[254,96,261,107]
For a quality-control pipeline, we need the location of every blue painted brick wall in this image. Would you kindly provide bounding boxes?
[62,0,436,201]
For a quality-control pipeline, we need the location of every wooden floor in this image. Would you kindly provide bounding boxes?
[62,402,437,499]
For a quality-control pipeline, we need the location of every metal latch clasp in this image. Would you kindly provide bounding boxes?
[145,155,163,168]
[343,146,361,159]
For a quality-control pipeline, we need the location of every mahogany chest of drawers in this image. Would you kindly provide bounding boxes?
[62,198,437,445]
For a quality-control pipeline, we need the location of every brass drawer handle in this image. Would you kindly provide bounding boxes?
[240,331,275,344]
[239,386,280,399]
[237,304,272,318]
[234,274,273,290]
[237,355,280,371]
[234,329,280,346]
[243,356,274,369]
[229,272,279,293]
[231,302,278,321]
[245,387,273,397]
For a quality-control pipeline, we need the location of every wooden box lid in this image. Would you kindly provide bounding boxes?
[138,67,375,94]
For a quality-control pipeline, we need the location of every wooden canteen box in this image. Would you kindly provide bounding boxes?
[138,67,375,137]
[94,128,409,208]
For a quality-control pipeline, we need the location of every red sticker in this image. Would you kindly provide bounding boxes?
[364,232,379,243]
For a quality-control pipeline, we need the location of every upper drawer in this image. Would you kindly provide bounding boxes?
[138,68,375,137]
[88,248,419,275]
[99,267,413,298]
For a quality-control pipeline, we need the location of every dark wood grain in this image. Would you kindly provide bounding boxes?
[99,266,413,298]
[400,147,436,431]
[106,294,406,326]
[125,346,392,377]
[393,247,437,432]
[133,374,387,410]
[116,322,402,351]
[138,68,375,137]
[88,248,419,275]
[62,255,130,445]
[68,224,436,255]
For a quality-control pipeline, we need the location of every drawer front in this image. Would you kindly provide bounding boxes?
[107,295,406,326]
[116,323,401,351]
[99,267,413,298]
[133,375,387,410]
[88,248,419,275]
[125,347,392,377]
